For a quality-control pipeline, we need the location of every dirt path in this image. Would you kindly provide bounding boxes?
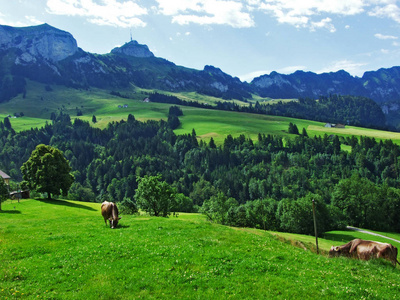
[346,226,400,244]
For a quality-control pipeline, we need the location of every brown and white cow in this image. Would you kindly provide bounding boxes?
[330,238,400,266]
[101,201,121,229]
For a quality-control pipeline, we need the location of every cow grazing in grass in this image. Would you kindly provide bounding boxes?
[330,239,399,266]
[101,201,121,229]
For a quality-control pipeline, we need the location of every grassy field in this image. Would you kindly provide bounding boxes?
[2,81,400,145]
[1,199,400,299]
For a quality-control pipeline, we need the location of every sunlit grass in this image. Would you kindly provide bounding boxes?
[1,199,400,299]
[2,80,400,146]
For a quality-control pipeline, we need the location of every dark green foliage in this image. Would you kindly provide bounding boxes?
[288,122,299,134]
[173,193,194,213]
[332,174,400,231]
[0,178,9,210]
[21,144,74,199]
[167,115,180,129]
[266,95,387,129]
[0,76,26,103]
[200,192,238,224]
[127,113,135,122]
[92,115,97,123]
[119,197,138,215]
[168,105,183,117]
[135,174,176,217]
[150,93,387,130]
[2,113,400,232]
[3,117,11,130]
[276,194,333,235]
[209,137,216,149]
[67,182,96,202]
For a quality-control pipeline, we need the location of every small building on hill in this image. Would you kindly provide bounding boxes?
[10,190,30,200]
[325,123,345,128]
[0,170,10,185]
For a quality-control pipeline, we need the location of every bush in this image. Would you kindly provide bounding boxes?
[135,174,176,217]
[120,197,138,215]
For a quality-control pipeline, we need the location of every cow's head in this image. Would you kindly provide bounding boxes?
[109,217,121,229]
[329,246,341,257]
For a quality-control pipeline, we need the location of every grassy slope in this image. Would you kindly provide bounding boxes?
[1,199,400,299]
[1,81,400,145]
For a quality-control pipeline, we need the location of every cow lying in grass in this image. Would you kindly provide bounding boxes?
[101,201,121,229]
[329,238,399,266]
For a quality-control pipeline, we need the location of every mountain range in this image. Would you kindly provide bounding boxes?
[1,23,400,126]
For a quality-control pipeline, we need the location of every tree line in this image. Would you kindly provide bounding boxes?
[1,111,400,234]
[147,93,388,130]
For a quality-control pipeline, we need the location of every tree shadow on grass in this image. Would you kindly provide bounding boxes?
[323,230,358,243]
[116,224,130,229]
[0,210,22,214]
[35,198,97,211]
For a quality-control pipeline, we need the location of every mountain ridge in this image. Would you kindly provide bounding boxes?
[1,23,400,127]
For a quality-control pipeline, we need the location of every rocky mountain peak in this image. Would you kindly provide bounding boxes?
[0,23,78,62]
[111,40,154,58]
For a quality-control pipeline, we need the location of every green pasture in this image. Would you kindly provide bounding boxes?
[2,81,400,145]
[1,199,400,299]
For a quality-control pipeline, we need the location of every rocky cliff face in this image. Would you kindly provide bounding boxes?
[111,40,154,58]
[0,23,78,63]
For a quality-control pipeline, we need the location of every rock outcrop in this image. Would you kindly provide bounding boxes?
[111,40,154,58]
[0,23,78,62]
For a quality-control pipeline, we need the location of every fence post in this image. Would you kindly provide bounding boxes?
[312,199,319,254]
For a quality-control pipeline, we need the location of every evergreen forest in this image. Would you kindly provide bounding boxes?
[1,110,400,235]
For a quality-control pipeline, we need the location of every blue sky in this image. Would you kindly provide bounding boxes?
[1,0,400,82]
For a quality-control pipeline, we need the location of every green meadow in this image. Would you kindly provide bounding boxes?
[2,81,400,145]
[1,199,400,299]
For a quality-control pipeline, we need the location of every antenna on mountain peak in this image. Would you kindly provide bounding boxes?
[130,29,133,42]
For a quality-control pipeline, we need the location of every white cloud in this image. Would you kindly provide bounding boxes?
[239,69,271,82]
[317,59,367,76]
[278,65,308,74]
[375,33,398,40]
[256,0,365,30]
[310,17,336,32]
[239,65,307,82]
[369,3,400,23]
[156,0,254,28]
[46,0,148,28]
[25,16,43,25]
[381,48,390,54]
[0,15,43,27]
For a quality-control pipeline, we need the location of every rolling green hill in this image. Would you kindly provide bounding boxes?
[1,199,400,299]
[1,81,400,145]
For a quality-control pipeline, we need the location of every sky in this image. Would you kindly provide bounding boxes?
[0,0,400,82]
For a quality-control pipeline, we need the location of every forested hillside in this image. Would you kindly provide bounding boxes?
[2,111,400,234]
[149,93,387,129]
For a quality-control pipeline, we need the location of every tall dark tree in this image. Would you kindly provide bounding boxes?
[3,117,11,130]
[209,137,217,149]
